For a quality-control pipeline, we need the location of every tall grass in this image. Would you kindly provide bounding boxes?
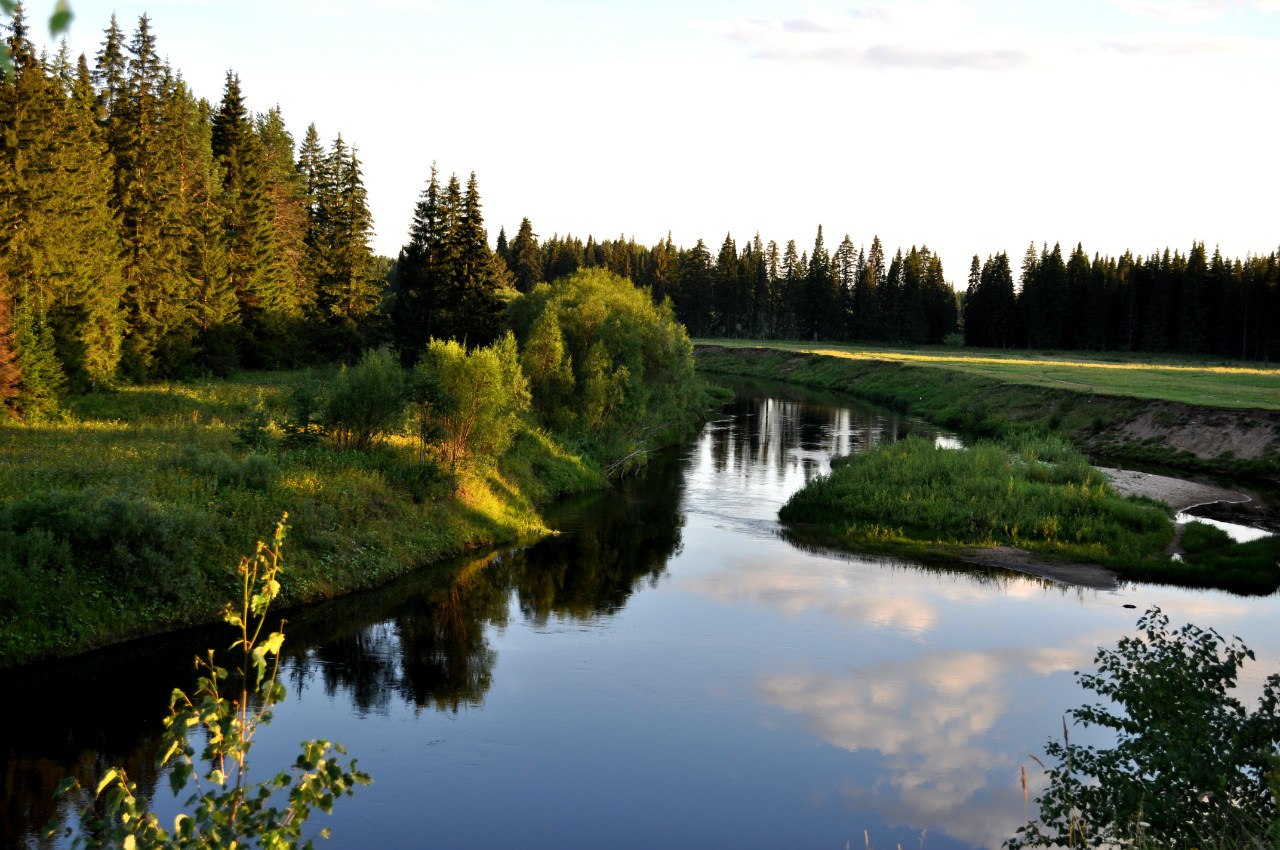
[782,435,1172,561]
[0,369,603,668]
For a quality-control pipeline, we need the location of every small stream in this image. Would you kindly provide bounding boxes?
[5,383,1278,849]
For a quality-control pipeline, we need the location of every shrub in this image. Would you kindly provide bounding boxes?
[321,348,408,451]
[508,268,704,474]
[415,332,529,472]
[1008,607,1280,848]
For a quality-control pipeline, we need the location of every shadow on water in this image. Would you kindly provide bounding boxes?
[1,447,687,845]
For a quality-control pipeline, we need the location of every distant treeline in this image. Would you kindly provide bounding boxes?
[0,7,387,418]
[964,243,1280,360]
[496,224,958,346]
[496,226,1280,361]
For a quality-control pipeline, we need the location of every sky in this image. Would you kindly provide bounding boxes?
[39,0,1280,285]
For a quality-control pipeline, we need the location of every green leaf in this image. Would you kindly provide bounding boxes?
[0,1,16,14]
[95,768,119,796]
[49,0,72,34]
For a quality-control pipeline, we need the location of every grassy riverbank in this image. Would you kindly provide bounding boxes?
[779,436,1280,593]
[695,342,1280,482]
[0,370,604,668]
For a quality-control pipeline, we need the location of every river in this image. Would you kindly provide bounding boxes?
[6,382,1278,849]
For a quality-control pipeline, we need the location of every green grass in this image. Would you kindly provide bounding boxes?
[779,436,1279,594]
[696,339,1280,410]
[0,370,605,669]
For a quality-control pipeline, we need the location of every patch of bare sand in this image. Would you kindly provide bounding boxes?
[957,547,1121,591]
[1096,467,1249,512]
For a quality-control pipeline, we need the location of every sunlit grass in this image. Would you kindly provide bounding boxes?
[696,339,1280,410]
[0,369,601,668]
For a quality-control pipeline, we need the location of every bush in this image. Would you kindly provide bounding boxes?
[322,348,409,451]
[1008,607,1280,848]
[415,332,529,472]
[0,489,208,599]
[508,268,704,474]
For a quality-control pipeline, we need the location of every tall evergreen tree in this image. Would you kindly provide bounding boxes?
[0,5,126,387]
[316,138,381,357]
[508,217,543,294]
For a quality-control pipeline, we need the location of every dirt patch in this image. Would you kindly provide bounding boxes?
[1096,467,1250,512]
[1099,401,1280,462]
[958,546,1120,590]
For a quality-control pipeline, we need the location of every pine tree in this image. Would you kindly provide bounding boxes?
[257,107,312,352]
[213,72,284,364]
[508,217,543,293]
[315,138,381,358]
[392,163,442,360]
[107,16,199,378]
[0,5,126,388]
[451,171,504,345]
[713,233,738,337]
[851,236,883,341]
[11,297,66,419]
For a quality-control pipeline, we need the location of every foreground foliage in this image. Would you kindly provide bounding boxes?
[1008,607,1280,848]
[48,516,370,848]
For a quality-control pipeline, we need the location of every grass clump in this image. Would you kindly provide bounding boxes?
[781,435,1176,567]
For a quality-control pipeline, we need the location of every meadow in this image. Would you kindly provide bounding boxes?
[0,369,603,668]
[696,338,1280,410]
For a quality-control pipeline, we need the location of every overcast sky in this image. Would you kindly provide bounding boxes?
[45,0,1280,284]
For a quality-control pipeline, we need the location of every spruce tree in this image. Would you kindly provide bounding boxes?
[392,163,444,360]
[851,236,883,341]
[509,217,543,293]
[0,6,126,388]
[213,72,284,364]
[315,138,381,357]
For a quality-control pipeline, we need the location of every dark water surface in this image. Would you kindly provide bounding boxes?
[7,386,1279,849]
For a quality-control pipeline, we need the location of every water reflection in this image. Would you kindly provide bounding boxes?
[6,384,1278,850]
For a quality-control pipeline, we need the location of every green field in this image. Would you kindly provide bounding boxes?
[695,339,1280,410]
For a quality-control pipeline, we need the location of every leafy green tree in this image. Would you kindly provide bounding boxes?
[1008,606,1280,848]
[321,347,408,451]
[416,332,529,471]
[508,268,702,474]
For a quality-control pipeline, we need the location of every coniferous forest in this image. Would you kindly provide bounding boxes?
[4,5,1280,424]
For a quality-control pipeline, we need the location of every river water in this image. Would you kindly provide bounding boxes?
[6,383,1279,849]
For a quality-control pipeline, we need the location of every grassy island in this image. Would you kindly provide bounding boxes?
[779,435,1280,594]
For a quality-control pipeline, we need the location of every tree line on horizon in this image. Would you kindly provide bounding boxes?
[492,223,1280,361]
[964,241,1280,360]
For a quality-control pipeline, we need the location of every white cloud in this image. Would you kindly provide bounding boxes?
[705,0,1030,71]
[1108,0,1228,23]
[1102,31,1280,55]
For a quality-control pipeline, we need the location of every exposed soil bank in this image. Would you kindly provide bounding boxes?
[695,344,1280,484]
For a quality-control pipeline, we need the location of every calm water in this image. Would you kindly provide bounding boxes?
[6,385,1279,849]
